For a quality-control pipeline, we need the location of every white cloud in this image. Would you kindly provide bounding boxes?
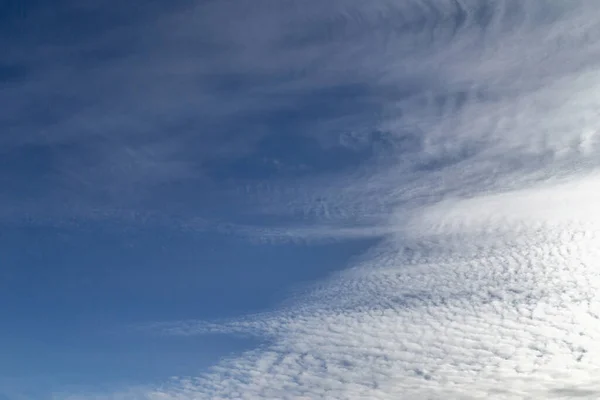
[135,173,600,400]
[226,0,600,238]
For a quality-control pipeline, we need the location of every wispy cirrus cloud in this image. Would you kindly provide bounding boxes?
[7,0,600,231]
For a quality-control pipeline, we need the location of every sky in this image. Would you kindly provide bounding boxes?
[3,0,600,399]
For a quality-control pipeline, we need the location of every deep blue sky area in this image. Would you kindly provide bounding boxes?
[0,3,391,396]
[0,222,378,395]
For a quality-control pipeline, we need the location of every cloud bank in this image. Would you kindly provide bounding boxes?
[138,173,600,400]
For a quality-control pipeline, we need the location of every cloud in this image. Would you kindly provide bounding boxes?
[209,0,600,237]
[16,0,600,398]
[129,171,600,400]
[5,0,600,232]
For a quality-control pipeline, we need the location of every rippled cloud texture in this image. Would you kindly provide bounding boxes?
[11,0,600,399]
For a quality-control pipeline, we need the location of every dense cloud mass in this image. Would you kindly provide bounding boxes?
[6,0,600,399]
[139,174,600,399]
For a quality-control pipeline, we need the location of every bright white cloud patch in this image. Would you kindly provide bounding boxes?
[140,174,600,399]
[59,0,600,399]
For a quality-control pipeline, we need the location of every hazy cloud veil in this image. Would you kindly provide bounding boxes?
[34,0,600,398]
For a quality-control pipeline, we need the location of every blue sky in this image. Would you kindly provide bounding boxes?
[4,1,600,399]
[1,1,385,397]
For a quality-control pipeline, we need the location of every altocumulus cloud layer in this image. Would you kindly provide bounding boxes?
[129,175,600,400]
[44,0,600,399]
